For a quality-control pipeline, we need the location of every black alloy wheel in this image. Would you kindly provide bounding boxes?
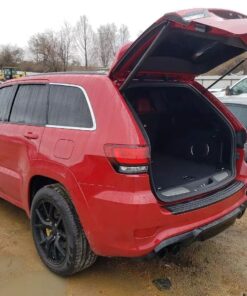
[31,184,97,276]
[33,200,67,264]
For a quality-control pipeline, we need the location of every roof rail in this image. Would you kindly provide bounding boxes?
[28,71,108,77]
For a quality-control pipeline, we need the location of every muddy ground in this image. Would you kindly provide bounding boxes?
[0,198,246,296]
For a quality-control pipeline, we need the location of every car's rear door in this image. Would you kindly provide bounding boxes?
[0,85,17,201]
[0,83,48,204]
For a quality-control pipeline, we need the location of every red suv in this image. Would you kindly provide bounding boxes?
[0,8,247,276]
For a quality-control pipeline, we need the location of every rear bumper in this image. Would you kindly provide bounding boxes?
[78,178,247,257]
[154,201,247,255]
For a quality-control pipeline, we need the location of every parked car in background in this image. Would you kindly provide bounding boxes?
[221,97,247,129]
[213,76,247,98]
[0,8,247,276]
[221,97,247,159]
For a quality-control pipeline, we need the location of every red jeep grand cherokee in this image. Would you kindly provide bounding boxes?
[0,8,247,276]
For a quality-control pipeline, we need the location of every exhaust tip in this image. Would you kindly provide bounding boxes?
[157,243,182,258]
[237,205,246,219]
[170,243,181,255]
[157,247,169,259]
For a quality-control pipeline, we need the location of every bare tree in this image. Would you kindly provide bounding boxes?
[28,31,62,72]
[28,35,40,64]
[97,23,117,68]
[0,45,24,68]
[74,15,95,68]
[0,19,132,72]
[58,22,73,71]
[117,24,130,48]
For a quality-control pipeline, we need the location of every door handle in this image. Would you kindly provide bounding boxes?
[24,132,39,140]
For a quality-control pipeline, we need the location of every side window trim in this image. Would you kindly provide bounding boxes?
[46,83,96,131]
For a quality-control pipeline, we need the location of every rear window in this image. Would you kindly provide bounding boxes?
[48,85,93,128]
[10,84,48,125]
[226,104,247,128]
[0,86,15,121]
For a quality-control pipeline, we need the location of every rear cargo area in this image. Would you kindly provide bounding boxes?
[124,83,235,201]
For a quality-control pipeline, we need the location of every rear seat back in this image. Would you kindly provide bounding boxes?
[134,96,160,147]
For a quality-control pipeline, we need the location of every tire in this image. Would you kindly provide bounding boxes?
[30,183,97,276]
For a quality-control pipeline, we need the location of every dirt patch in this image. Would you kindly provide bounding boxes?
[0,198,246,296]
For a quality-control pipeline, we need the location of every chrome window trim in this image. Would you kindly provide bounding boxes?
[46,83,96,131]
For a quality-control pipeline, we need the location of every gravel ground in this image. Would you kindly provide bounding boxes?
[0,198,246,296]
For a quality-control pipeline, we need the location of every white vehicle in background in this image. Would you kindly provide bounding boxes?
[220,97,247,157]
[210,88,226,96]
[213,76,247,98]
[221,97,247,131]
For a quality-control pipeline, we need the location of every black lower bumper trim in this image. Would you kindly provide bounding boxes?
[155,201,247,254]
[165,181,245,214]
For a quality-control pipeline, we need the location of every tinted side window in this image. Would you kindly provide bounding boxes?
[0,86,15,121]
[10,84,48,125]
[48,85,93,128]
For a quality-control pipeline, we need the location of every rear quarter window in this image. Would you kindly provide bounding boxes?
[48,84,94,129]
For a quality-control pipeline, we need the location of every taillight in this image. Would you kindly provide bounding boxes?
[104,144,150,174]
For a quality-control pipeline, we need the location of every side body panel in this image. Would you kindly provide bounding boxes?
[35,75,147,244]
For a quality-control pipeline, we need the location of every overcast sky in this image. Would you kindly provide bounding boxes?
[1,0,247,47]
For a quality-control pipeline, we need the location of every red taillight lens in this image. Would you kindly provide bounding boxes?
[104,144,150,174]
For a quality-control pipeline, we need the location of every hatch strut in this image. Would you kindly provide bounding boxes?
[207,58,247,90]
[119,22,170,91]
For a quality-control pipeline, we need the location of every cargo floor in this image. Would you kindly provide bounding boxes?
[151,155,220,190]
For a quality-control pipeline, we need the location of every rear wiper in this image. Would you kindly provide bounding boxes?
[207,58,247,90]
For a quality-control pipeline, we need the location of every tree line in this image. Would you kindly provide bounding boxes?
[0,15,130,72]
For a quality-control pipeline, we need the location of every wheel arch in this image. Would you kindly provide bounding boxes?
[29,175,59,209]
[24,161,95,251]
[27,170,88,215]
[25,161,83,211]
